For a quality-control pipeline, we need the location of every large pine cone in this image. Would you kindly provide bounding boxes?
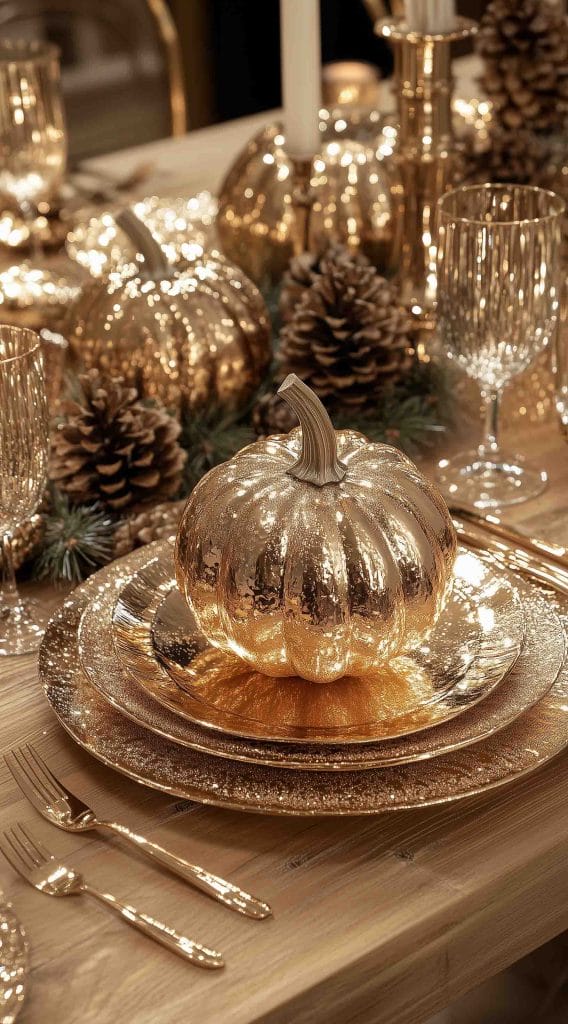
[477,0,568,133]
[278,248,412,412]
[51,371,186,511]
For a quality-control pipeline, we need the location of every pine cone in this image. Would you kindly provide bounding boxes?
[464,127,552,185]
[278,248,412,412]
[113,499,186,559]
[252,391,299,438]
[1,514,45,572]
[477,0,568,134]
[51,371,187,511]
[279,246,370,324]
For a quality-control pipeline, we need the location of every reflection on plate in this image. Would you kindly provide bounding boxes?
[65,193,219,278]
[112,546,524,744]
[40,552,568,816]
[0,899,28,1024]
[77,543,564,769]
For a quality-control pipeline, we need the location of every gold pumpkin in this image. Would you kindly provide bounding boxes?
[175,375,457,683]
[68,209,271,412]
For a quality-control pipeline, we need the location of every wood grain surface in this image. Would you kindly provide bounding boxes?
[1,103,567,1024]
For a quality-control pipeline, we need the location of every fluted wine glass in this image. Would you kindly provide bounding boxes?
[436,183,565,509]
[0,39,66,209]
[0,325,49,656]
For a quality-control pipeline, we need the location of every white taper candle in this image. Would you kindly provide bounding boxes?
[280,0,322,158]
[405,0,455,32]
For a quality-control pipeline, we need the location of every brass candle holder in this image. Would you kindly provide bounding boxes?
[375,16,478,325]
[217,123,399,286]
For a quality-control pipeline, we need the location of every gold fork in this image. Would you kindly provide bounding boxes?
[0,823,223,969]
[5,744,271,920]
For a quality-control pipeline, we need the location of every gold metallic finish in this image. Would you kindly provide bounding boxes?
[0,898,27,1024]
[122,544,522,743]
[65,194,219,279]
[5,743,270,920]
[40,554,568,816]
[216,122,398,285]
[0,823,223,969]
[375,16,478,322]
[77,544,563,771]
[450,505,568,575]
[453,521,568,600]
[176,380,457,683]
[68,213,271,413]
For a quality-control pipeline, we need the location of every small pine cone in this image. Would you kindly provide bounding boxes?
[464,127,552,185]
[278,247,412,412]
[113,499,186,559]
[252,391,299,438]
[279,246,370,324]
[477,0,568,135]
[51,370,187,511]
[1,514,45,572]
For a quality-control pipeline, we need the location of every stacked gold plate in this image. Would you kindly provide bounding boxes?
[40,540,568,815]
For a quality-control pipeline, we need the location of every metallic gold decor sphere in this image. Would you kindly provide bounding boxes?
[217,123,399,286]
[176,374,457,684]
[67,209,271,413]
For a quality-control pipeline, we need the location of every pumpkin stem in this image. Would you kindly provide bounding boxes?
[278,374,347,486]
[114,208,172,279]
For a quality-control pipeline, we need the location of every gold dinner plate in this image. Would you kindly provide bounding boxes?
[0,898,28,1024]
[40,552,568,816]
[78,545,563,770]
[111,544,524,744]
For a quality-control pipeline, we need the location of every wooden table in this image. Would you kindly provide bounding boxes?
[1,110,568,1024]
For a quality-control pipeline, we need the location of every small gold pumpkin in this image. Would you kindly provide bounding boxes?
[175,375,457,683]
[68,209,271,413]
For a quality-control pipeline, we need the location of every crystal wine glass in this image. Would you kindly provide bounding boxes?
[0,325,49,656]
[0,39,66,210]
[436,183,565,509]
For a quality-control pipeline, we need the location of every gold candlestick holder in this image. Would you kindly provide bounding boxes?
[217,123,399,287]
[376,16,478,325]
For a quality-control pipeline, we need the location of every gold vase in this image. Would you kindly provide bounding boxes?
[375,16,478,324]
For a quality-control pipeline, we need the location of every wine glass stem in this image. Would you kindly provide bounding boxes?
[480,389,501,456]
[1,533,22,612]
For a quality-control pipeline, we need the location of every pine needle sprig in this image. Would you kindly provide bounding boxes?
[178,406,255,495]
[34,491,116,584]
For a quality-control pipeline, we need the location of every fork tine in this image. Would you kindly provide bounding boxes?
[9,825,43,868]
[17,744,61,803]
[0,833,30,878]
[2,828,37,871]
[16,823,53,865]
[5,749,52,813]
[24,744,67,802]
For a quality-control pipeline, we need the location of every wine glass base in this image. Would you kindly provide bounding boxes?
[436,449,548,510]
[0,598,49,656]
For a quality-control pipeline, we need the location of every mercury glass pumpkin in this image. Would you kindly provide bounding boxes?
[176,375,457,684]
[67,209,271,412]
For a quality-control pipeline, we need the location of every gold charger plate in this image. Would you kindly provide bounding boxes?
[78,545,563,770]
[112,545,524,744]
[40,552,568,816]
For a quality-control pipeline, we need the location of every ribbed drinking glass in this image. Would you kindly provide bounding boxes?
[436,183,565,509]
[0,39,66,209]
[0,325,49,655]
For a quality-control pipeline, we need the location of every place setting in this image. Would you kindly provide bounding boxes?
[1,0,568,1021]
